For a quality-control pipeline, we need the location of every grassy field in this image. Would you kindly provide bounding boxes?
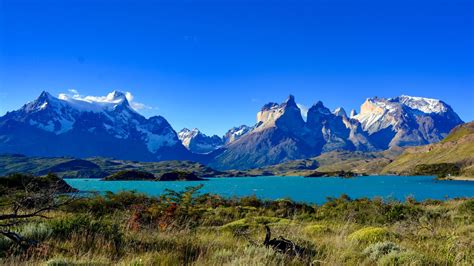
[1,182,473,265]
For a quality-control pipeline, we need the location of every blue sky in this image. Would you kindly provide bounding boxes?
[1,0,473,136]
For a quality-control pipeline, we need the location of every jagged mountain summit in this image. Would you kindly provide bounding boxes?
[178,128,223,154]
[209,95,376,170]
[0,91,192,161]
[353,95,463,149]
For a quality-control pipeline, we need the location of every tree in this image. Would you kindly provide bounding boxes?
[0,173,76,249]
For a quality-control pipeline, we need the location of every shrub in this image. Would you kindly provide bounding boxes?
[363,241,402,261]
[348,227,391,243]
[304,224,331,235]
[221,218,250,232]
[221,216,290,233]
[384,203,423,222]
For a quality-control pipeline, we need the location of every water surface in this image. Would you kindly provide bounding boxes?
[65,175,474,204]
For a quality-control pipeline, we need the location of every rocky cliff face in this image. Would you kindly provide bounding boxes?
[209,96,315,170]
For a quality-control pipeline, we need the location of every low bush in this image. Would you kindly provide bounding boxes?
[363,241,402,261]
[348,227,392,243]
[221,216,290,232]
[304,224,331,235]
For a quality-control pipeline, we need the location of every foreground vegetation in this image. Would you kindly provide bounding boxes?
[0,174,473,265]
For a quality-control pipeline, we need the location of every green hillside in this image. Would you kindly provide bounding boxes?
[0,155,225,178]
[382,122,474,177]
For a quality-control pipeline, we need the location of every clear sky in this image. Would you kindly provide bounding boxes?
[1,0,473,136]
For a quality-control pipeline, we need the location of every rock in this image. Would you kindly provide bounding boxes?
[158,171,206,181]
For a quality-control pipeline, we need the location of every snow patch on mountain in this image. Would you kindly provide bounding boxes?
[396,95,448,114]
[223,125,252,144]
[297,104,308,122]
[139,127,178,153]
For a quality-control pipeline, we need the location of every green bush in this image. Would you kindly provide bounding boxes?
[221,216,290,232]
[348,227,392,243]
[363,241,402,261]
[304,224,331,235]
[221,218,250,232]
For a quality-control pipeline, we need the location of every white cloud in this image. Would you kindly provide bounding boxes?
[68,89,79,95]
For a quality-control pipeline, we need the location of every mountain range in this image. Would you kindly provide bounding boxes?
[0,91,464,170]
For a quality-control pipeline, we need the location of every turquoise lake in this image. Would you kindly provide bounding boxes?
[65,175,474,204]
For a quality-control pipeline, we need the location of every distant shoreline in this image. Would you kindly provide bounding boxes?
[438,176,474,182]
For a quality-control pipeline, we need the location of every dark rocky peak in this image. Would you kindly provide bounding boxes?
[282,94,297,108]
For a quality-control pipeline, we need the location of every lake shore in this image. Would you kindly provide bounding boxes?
[439,175,474,181]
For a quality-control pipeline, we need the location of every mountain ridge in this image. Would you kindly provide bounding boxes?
[0,91,464,169]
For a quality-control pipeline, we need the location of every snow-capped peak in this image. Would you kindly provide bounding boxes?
[178,128,223,154]
[7,90,184,157]
[352,95,463,148]
[178,128,200,141]
[395,95,448,114]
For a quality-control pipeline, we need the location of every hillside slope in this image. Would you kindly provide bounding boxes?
[382,122,474,177]
[0,155,224,178]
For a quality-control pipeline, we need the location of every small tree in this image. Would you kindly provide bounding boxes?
[0,173,75,249]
